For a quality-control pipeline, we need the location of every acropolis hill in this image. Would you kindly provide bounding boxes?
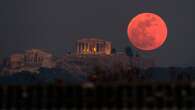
[0,38,154,75]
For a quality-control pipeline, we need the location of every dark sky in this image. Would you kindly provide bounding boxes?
[0,0,194,67]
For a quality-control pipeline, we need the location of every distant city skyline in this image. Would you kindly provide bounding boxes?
[0,0,195,67]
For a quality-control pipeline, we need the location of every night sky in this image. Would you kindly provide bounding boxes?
[0,0,194,67]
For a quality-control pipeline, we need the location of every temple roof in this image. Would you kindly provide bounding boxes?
[77,38,111,43]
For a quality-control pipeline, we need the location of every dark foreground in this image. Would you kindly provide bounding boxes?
[0,81,194,109]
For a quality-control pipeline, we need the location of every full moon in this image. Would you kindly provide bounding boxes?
[127,13,168,51]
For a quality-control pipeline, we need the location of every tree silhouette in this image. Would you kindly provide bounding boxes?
[111,48,117,54]
[125,46,133,57]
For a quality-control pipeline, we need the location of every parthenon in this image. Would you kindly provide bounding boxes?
[76,38,112,55]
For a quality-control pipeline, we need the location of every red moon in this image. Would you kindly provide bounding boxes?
[127,13,168,51]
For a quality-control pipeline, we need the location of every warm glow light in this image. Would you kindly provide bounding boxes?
[83,49,87,54]
[93,48,97,52]
[127,13,168,51]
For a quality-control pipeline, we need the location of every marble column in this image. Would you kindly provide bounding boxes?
[77,42,80,54]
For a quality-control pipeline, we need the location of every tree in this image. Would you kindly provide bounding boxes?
[125,46,133,57]
[111,48,117,54]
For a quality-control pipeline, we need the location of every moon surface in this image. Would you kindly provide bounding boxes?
[127,13,168,51]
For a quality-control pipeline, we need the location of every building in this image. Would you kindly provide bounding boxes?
[4,49,56,72]
[24,49,56,68]
[76,38,112,55]
[7,53,24,69]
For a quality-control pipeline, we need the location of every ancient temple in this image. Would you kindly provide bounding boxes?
[76,38,112,55]
[24,49,55,68]
[6,49,56,69]
[7,53,24,69]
